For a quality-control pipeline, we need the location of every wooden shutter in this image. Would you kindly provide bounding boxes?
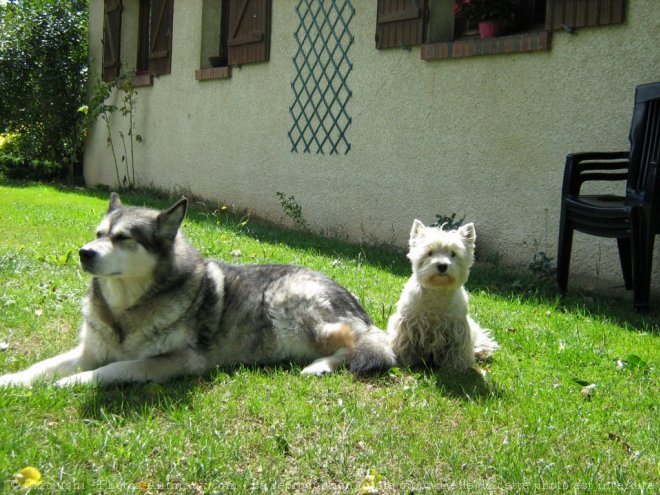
[376,0,425,50]
[227,0,272,66]
[148,0,174,75]
[102,0,123,82]
[545,0,625,31]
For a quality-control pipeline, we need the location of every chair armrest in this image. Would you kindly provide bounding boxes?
[562,151,630,197]
[567,151,629,163]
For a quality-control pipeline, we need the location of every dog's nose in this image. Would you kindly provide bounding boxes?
[436,263,448,273]
[79,247,96,263]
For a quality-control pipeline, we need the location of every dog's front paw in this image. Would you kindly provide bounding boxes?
[0,372,33,387]
[55,371,95,387]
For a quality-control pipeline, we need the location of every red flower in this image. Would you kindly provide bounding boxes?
[453,2,460,14]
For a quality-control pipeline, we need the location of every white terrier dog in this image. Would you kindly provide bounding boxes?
[388,220,498,370]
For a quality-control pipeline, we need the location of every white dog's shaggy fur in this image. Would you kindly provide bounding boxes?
[388,220,498,370]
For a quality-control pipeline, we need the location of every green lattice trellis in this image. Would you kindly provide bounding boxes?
[289,0,355,155]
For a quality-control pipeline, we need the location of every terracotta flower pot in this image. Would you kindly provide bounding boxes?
[478,20,501,39]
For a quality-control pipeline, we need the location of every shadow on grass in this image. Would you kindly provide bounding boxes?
[77,363,303,420]
[434,372,500,401]
[468,262,660,333]
[77,369,501,424]
[364,364,503,403]
[428,366,502,402]
[78,379,203,420]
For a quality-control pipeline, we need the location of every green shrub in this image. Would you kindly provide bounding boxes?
[0,152,61,181]
[0,0,88,180]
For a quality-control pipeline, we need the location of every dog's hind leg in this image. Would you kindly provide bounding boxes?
[301,347,352,376]
[300,322,354,376]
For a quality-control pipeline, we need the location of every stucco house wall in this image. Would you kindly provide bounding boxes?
[84,0,660,295]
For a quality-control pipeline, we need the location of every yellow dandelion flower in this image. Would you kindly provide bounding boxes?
[13,466,43,489]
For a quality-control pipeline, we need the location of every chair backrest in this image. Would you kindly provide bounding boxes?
[627,82,660,194]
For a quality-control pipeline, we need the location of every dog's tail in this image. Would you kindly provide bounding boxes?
[469,316,499,357]
[348,325,397,374]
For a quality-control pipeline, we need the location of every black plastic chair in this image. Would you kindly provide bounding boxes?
[557,82,660,310]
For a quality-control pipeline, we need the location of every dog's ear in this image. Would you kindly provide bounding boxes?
[458,223,476,244]
[108,192,122,213]
[409,219,426,246]
[157,198,188,241]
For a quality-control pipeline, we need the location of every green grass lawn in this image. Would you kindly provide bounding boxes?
[0,183,658,494]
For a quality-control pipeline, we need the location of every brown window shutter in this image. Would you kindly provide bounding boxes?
[227,0,272,66]
[148,0,174,75]
[376,0,425,50]
[102,0,123,82]
[545,0,625,31]
[137,0,149,73]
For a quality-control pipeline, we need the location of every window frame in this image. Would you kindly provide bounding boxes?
[136,0,174,78]
[375,0,626,60]
[375,0,425,50]
[102,0,123,82]
[196,0,272,81]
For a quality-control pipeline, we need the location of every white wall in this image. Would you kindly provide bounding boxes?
[85,0,660,293]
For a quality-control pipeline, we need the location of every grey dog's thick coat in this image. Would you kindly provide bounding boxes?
[0,194,394,386]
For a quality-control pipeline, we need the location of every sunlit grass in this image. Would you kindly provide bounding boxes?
[0,183,658,494]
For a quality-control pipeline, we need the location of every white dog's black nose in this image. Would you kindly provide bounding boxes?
[436,263,448,273]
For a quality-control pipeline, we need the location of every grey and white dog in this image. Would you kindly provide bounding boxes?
[0,194,395,386]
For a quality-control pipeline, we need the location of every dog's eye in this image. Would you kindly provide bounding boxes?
[450,251,456,257]
[95,232,104,239]
[427,251,433,257]
[113,233,131,242]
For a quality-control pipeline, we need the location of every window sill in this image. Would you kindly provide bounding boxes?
[115,73,153,90]
[195,66,232,81]
[132,73,154,87]
[421,30,551,60]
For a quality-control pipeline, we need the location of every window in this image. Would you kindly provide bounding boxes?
[376,0,626,59]
[137,0,174,76]
[102,0,123,82]
[200,0,272,68]
[375,0,424,50]
[196,0,272,81]
[545,0,624,30]
[226,0,272,66]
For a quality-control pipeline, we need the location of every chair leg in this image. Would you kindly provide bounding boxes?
[557,212,573,294]
[616,238,633,290]
[631,215,654,311]
[633,233,655,311]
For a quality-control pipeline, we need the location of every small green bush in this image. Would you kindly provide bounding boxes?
[0,152,61,181]
[0,0,88,180]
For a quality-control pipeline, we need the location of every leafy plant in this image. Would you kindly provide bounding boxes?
[430,213,465,231]
[87,75,120,186]
[453,0,518,23]
[276,192,309,231]
[529,250,556,283]
[117,75,142,189]
[87,72,143,189]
